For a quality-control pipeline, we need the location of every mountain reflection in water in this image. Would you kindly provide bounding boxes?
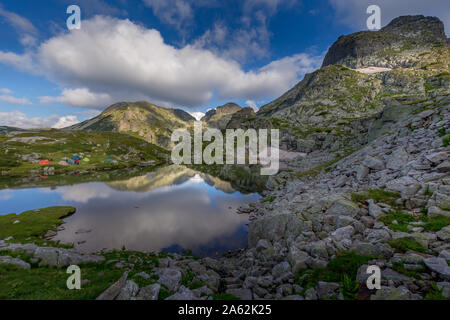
[0,165,260,256]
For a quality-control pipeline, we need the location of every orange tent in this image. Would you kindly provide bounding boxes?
[39,160,51,165]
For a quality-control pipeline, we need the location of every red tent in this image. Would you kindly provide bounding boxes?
[39,160,51,165]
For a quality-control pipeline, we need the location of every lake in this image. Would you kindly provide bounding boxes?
[0,165,261,256]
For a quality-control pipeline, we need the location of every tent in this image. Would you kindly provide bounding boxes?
[107,158,113,162]
[82,158,90,162]
[39,160,51,165]
[72,155,81,161]
[66,159,76,165]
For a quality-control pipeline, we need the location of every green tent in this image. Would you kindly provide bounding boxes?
[82,158,90,162]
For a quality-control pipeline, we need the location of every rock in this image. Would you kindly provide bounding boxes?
[428,206,450,218]
[166,286,197,300]
[96,271,129,300]
[370,286,420,300]
[157,268,182,292]
[331,225,355,241]
[356,165,369,180]
[352,241,394,259]
[304,287,318,300]
[34,247,105,267]
[136,283,160,300]
[0,256,31,269]
[326,199,360,217]
[316,282,341,299]
[436,226,450,241]
[365,229,391,243]
[287,247,310,273]
[423,257,450,280]
[248,214,304,247]
[363,156,385,170]
[439,250,450,260]
[272,261,291,279]
[135,271,151,279]
[256,239,271,251]
[226,288,252,300]
[192,286,213,298]
[425,152,448,164]
[382,268,413,282]
[436,282,450,298]
[356,265,370,284]
[116,280,139,300]
[386,147,409,170]
[436,161,450,173]
[367,200,384,219]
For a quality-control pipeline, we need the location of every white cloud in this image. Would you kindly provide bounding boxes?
[0,95,32,105]
[40,88,114,109]
[52,115,80,129]
[0,88,12,94]
[143,0,194,31]
[245,100,259,112]
[0,4,38,47]
[188,111,205,121]
[0,16,322,109]
[0,111,79,129]
[329,0,450,36]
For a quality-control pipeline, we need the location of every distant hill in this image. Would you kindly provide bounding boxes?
[66,101,195,149]
[201,102,242,129]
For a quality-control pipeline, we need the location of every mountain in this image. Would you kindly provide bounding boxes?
[201,102,242,129]
[67,101,195,149]
[0,126,24,135]
[242,15,450,157]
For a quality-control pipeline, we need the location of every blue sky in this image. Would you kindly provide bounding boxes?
[0,0,449,127]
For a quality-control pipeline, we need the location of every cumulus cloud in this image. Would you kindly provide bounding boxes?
[0,95,32,105]
[0,16,322,109]
[329,0,450,36]
[143,0,194,31]
[188,111,205,121]
[40,88,114,109]
[0,88,12,94]
[0,111,79,129]
[245,100,259,112]
[52,115,80,129]
[193,0,300,61]
[0,4,38,47]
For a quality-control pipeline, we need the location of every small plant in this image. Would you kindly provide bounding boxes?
[424,283,449,300]
[379,211,416,232]
[262,196,275,203]
[342,274,359,300]
[443,135,450,147]
[388,238,426,253]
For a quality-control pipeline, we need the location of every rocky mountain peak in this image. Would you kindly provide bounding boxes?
[322,15,448,69]
[381,15,447,43]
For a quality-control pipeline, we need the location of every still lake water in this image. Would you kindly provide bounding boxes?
[0,165,260,256]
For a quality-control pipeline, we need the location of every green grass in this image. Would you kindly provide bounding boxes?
[295,251,372,298]
[424,283,450,300]
[379,211,416,233]
[392,261,426,279]
[262,196,275,203]
[0,206,75,245]
[443,135,450,147]
[351,188,400,207]
[0,130,168,177]
[421,215,450,232]
[387,238,426,253]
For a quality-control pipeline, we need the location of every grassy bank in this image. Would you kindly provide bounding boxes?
[0,130,168,178]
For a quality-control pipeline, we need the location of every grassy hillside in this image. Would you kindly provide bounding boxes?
[0,129,168,178]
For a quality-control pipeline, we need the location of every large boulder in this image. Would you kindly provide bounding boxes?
[248,214,304,247]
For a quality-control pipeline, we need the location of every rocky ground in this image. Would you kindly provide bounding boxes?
[1,99,448,300]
